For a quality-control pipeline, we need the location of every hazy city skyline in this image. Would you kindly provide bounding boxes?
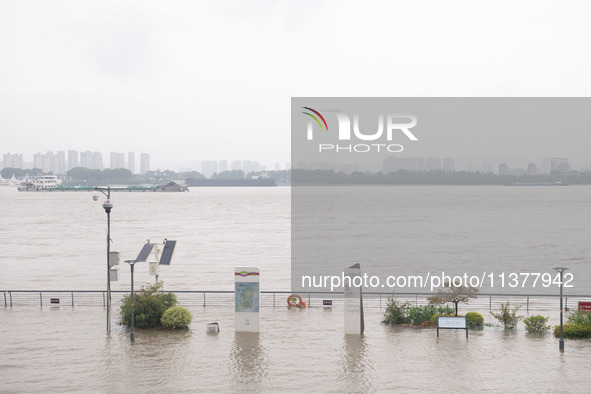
[3,148,584,177]
[1,149,293,176]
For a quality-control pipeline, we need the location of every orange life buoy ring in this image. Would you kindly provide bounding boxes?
[287,294,305,308]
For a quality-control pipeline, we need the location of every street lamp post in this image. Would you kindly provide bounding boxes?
[553,266,569,351]
[95,186,112,333]
[125,260,138,342]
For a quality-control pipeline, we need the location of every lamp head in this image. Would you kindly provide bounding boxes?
[103,200,113,213]
[92,192,99,201]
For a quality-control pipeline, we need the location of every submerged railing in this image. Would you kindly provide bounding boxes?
[2,289,590,312]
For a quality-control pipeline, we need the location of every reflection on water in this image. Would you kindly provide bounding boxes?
[1,307,591,393]
[339,335,375,393]
[229,332,268,392]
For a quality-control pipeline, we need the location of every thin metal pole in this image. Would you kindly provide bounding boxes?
[203,293,206,307]
[527,296,529,312]
[71,292,74,307]
[130,263,135,342]
[3,291,6,308]
[106,186,111,334]
[10,292,12,307]
[559,271,564,351]
[40,292,42,307]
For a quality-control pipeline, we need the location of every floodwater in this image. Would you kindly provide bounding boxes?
[1,186,590,392]
[1,305,589,393]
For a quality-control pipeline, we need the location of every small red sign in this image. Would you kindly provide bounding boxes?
[578,302,591,311]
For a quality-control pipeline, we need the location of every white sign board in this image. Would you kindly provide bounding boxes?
[437,316,468,338]
[438,316,467,329]
[235,267,260,333]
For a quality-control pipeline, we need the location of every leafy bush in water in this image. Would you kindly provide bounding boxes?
[407,305,455,326]
[566,311,591,326]
[553,312,591,338]
[382,298,411,325]
[490,302,523,329]
[382,298,455,326]
[523,315,550,333]
[161,306,193,329]
[465,312,484,327]
[120,282,177,328]
[554,324,591,338]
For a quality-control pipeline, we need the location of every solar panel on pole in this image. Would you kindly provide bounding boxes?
[136,244,154,262]
[159,240,176,265]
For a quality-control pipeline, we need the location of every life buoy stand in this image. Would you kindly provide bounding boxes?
[287,294,306,308]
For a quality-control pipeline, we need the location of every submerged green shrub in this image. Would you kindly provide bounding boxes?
[465,312,484,327]
[407,306,435,326]
[161,306,193,329]
[490,302,523,329]
[554,324,591,338]
[120,282,177,328]
[382,298,411,325]
[523,315,550,333]
[566,311,591,326]
[382,298,455,326]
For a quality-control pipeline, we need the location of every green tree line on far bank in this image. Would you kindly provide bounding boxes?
[291,169,591,185]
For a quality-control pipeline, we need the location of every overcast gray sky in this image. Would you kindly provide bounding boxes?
[1,0,591,170]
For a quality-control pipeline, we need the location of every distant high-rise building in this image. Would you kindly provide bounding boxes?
[231,160,242,171]
[499,163,509,176]
[443,158,455,172]
[527,163,537,176]
[31,151,60,173]
[80,151,92,169]
[78,151,102,170]
[275,162,280,171]
[543,157,570,174]
[286,162,291,170]
[54,151,66,174]
[34,153,43,170]
[140,153,150,174]
[201,160,218,178]
[2,153,23,169]
[218,160,228,173]
[68,150,79,170]
[110,152,125,169]
[426,157,441,171]
[42,151,53,173]
[128,152,135,174]
[242,160,261,174]
[91,152,103,170]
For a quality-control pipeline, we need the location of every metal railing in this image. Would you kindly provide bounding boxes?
[2,289,591,312]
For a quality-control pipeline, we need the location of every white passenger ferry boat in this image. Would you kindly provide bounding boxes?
[18,175,62,191]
